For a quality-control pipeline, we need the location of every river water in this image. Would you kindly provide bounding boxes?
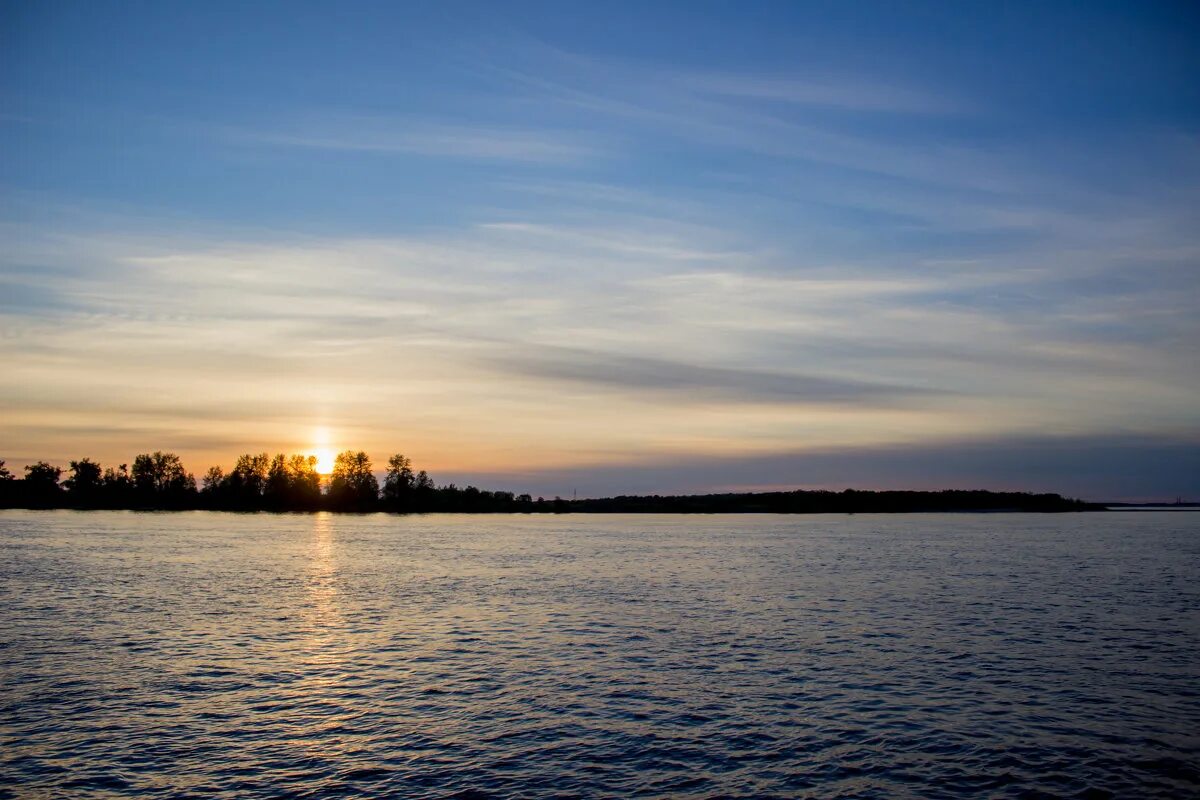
[1,510,1197,798]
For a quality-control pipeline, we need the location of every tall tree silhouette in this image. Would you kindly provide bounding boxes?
[287,454,322,510]
[328,450,378,511]
[131,452,195,508]
[263,454,290,509]
[227,453,270,507]
[65,458,104,506]
[200,466,228,507]
[103,464,133,507]
[382,453,415,510]
[23,461,63,506]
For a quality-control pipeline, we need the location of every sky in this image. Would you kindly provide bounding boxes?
[2,1,1198,501]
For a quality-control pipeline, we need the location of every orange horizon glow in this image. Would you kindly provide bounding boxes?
[307,427,337,475]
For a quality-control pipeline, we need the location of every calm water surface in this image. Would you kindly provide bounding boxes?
[1,511,1197,799]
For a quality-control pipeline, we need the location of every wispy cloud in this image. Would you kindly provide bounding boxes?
[4,207,1196,479]
[226,115,604,164]
[676,71,962,114]
[488,346,946,406]
[462,39,1019,190]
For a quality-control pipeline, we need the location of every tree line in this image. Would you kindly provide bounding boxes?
[0,454,1099,513]
[0,452,547,512]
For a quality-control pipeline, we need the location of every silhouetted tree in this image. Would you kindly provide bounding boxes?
[23,461,63,507]
[263,454,290,510]
[25,461,62,485]
[328,450,378,511]
[64,458,104,507]
[103,464,133,508]
[382,453,415,510]
[132,452,196,508]
[287,454,321,510]
[227,452,270,507]
[409,469,435,510]
[0,461,12,506]
[202,466,225,492]
[200,465,227,507]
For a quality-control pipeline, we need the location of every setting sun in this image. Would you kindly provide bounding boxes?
[313,448,336,475]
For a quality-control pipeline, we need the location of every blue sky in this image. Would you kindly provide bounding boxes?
[2,1,1198,500]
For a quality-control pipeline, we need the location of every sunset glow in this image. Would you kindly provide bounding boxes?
[313,448,336,476]
[0,3,1197,502]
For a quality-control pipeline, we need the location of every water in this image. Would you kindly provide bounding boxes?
[1,511,1197,799]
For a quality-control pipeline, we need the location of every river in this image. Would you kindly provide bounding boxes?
[1,510,1197,798]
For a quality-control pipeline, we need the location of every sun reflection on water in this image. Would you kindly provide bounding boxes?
[302,512,342,662]
[292,513,359,756]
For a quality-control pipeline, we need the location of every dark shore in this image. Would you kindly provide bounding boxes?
[563,489,1102,514]
[0,484,1101,514]
[1,452,1101,513]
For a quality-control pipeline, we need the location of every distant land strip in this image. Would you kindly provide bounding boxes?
[0,451,1102,513]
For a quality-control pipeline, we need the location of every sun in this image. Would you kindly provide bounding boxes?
[313,447,336,476]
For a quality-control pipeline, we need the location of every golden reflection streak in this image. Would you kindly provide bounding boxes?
[294,512,356,754]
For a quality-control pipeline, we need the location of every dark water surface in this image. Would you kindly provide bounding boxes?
[1,511,1197,799]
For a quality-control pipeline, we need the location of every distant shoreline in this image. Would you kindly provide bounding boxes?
[0,487,1104,514]
[1103,505,1200,512]
[1,452,1106,514]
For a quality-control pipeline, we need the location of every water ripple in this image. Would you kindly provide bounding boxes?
[1,510,1198,798]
